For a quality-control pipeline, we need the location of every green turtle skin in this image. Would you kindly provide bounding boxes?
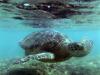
[20,29,93,63]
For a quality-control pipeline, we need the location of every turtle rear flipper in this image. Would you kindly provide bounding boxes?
[12,56,32,64]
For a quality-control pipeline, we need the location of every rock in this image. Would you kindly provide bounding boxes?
[0,0,9,3]
[6,68,46,75]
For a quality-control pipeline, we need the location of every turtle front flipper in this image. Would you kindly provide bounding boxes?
[34,52,55,62]
[35,52,72,62]
[12,52,55,64]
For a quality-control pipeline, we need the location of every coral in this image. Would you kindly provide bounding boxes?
[0,57,100,75]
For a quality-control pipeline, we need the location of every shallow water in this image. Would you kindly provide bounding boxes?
[0,27,100,59]
[0,0,100,75]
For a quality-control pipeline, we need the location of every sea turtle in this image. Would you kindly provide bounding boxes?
[15,29,93,63]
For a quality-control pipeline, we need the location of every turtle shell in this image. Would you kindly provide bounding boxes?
[20,29,70,55]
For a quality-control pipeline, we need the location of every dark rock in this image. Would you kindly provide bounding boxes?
[15,0,94,21]
[12,16,24,20]
[6,68,46,75]
[0,0,9,3]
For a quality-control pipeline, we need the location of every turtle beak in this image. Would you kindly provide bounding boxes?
[75,39,93,57]
[81,39,93,53]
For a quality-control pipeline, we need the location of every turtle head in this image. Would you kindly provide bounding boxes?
[67,39,93,57]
